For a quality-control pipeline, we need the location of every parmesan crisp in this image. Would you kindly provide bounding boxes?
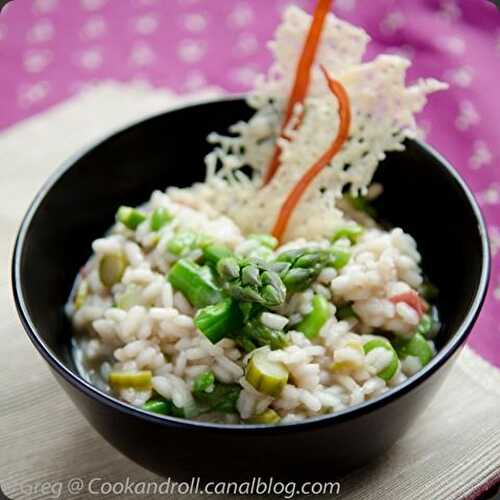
[178,6,447,242]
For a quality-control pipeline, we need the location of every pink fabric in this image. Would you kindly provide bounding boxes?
[1,0,499,366]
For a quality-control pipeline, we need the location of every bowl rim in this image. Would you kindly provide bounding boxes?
[12,95,491,433]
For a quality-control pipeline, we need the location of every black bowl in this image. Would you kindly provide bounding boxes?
[12,97,490,481]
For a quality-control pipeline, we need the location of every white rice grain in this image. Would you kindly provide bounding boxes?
[174,291,193,315]
[92,236,123,255]
[396,302,420,325]
[124,241,144,267]
[401,355,422,376]
[123,268,154,285]
[260,312,289,331]
[120,306,147,342]
[104,308,127,322]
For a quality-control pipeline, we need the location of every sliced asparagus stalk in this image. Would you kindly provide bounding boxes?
[331,223,363,244]
[245,349,289,397]
[99,252,127,288]
[168,259,223,308]
[363,339,399,381]
[167,231,198,256]
[150,207,173,231]
[109,370,152,390]
[194,299,243,343]
[296,294,331,339]
[330,247,351,270]
[203,243,233,267]
[116,206,147,230]
[246,409,281,424]
[393,333,433,367]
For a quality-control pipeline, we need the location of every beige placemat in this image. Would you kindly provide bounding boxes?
[1,83,499,500]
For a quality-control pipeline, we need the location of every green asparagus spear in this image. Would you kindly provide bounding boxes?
[168,259,223,308]
[194,299,243,343]
[231,333,258,353]
[218,258,287,308]
[203,243,233,267]
[217,257,241,279]
[276,247,330,293]
[235,317,289,351]
[238,301,261,323]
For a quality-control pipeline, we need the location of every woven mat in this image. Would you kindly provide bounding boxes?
[1,83,499,500]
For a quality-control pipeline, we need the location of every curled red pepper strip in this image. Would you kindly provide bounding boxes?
[271,66,351,242]
[263,0,333,185]
[389,291,429,317]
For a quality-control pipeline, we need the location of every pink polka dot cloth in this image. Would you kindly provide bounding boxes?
[1,0,499,366]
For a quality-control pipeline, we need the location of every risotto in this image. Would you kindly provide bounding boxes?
[67,1,445,424]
